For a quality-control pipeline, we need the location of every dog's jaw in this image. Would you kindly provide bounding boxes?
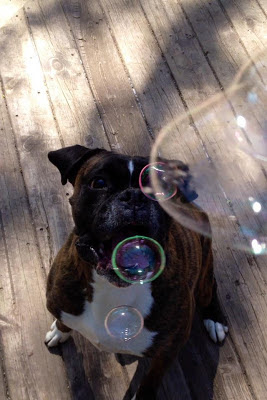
[75,220,167,288]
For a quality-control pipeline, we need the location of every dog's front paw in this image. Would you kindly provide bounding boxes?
[45,320,71,347]
[204,319,228,343]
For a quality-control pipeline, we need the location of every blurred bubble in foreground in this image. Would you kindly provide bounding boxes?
[150,50,267,255]
[228,50,267,161]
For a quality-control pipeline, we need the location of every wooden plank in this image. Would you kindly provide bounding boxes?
[214,339,255,400]
[93,1,267,399]
[61,0,152,156]
[178,0,266,87]
[218,0,266,57]
[0,9,74,270]
[71,334,136,400]
[0,337,8,400]
[25,0,110,150]
[0,73,71,400]
[0,0,26,28]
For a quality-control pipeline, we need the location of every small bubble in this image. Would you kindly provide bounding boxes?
[105,306,143,341]
[139,163,177,201]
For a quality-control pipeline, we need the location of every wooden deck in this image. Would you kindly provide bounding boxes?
[0,0,266,399]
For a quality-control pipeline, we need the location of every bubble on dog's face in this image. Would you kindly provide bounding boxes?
[69,153,170,287]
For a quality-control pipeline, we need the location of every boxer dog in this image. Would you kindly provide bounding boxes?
[45,145,228,400]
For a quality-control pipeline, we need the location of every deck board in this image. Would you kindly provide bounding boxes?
[62,0,152,156]
[0,0,266,399]
[26,0,110,150]
[0,66,71,400]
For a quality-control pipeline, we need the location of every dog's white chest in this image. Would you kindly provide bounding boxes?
[61,272,157,356]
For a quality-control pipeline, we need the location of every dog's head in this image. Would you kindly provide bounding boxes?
[48,145,197,287]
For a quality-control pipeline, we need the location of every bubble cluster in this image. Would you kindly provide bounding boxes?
[229,51,267,161]
[112,236,166,284]
[104,305,144,341]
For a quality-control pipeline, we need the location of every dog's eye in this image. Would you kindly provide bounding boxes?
[90,178,107,189]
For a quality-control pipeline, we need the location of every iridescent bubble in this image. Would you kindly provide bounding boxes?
[228,51,267,161]
[112,236,165,284]
[149,50,267,255]
[139,162,177,201]
[104,305,144,341]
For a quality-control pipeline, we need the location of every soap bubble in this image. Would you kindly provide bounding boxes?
[104,305,143,341]
[228,51,267,161]
[139,162,177,201]
[112,236,165,284]
[150,50,267,255]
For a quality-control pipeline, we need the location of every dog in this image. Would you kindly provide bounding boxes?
[45,145,228,400]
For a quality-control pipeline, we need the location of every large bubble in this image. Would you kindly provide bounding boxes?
[150,50,266,255]
[228,51,267,161]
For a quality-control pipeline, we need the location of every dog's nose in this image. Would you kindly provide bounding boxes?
[118,189,144,208]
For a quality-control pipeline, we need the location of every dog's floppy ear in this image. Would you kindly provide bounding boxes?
[159,158,198,203]
[174,160,198,203]
[48,145,108,185]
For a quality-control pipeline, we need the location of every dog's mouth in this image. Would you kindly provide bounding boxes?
[95,225,153,288]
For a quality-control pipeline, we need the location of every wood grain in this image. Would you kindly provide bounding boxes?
[25,0,110,150]
[62,0,152,156]
[0,66,71,400]
[0,0,266,399]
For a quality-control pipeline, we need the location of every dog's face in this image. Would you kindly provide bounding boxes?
[71,152,170,286]
[48,146,170,287]
[48,145,197,287]
[71,153,168,240]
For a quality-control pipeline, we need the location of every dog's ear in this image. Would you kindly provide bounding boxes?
[48,145,108,185]
[178,172,198,203]
[159,158,198,203]
[173,160,198,203]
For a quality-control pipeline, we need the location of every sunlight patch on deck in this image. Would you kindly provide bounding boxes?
[0,0,27,28]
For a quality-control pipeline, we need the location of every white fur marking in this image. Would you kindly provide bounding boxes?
[131,395,136,400]
[61,271,157,356]
[45,320,71,347]
[128,159,134,176]
[204,319,228,343]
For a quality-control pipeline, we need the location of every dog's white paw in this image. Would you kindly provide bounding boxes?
[45,320,71,347]
[204,319,228,343]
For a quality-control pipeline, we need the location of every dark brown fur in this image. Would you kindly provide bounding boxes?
[46,147,225,400]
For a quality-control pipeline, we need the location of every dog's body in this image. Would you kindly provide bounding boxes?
[45,145,228,400]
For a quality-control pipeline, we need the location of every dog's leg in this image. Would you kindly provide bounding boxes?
[135,338,186,400]
[197,236,228,343]
[45,320,72,347]
[135,288,194,400]
[202,281,228,343]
